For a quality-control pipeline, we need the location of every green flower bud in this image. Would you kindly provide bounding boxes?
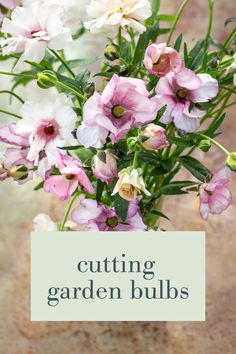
[209,57,220,69]
[198,139,211,152]
[127,137,140,152]
[226,153,236,172]
[9,165,28,181]
[84,82,95,97]
[37,70,58,89]
[104,44,119,61]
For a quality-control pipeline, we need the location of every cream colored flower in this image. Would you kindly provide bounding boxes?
[112,168,151,201]
[84,0,151,34]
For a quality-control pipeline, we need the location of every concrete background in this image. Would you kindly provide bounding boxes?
[0,0,236,353]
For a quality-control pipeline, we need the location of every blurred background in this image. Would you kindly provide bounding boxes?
[0,0,236,353]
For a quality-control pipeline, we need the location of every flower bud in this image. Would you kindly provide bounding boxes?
[208,57,219,69]
[226,153,236,172]
[37,70,57,89]
[198,139,211,152]
[92,150,118,184]
[127,137,140,152]
[140,124,169,151]
[0,163,8,181]
[112,168,151,202]
[9,165,28,181]
[104,44,119,61]
[84,82,95,97]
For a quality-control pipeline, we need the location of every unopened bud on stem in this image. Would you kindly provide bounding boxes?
[9,165,28,181]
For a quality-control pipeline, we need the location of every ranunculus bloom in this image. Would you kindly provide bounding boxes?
[71,198,147,231]
[77,74,157,148]
[44,153,95,200]
[33,214,58,231]
[14,94,77,167]
[0,147,33,184]
[144,43,183,77]
[84,0,151,34]
[92,150,118,184]
[112,168,150,202]
[0,2,71,70]
[199,167,232,220]
[141,124,169,151]
[153,68,219,132]
[0,123,29,147]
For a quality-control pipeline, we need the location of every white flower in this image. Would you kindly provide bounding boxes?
[0,2,72,71]
[84,0,151,34]
[33,214,58,231]
[112,168,151,201]
[14,93,77,167]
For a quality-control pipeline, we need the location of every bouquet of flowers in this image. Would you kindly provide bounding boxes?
[0,0,235,232]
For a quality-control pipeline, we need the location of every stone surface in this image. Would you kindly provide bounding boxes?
[0,0,236,353]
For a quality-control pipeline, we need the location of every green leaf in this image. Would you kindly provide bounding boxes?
[132,23,159,65]
[34,181,44,191]
[145,0,161,26]
[174,34,183,51]
[148,210,170,220]
[204,113,226,136]
[167,135,194,148]
[184,42,189,66]
[158,180,197,196]
[120,40,132,63]
[178,156,212,182]
[157,14,175,21]
[72,26,86,39]
[113,194,129,222]
[154,104,167,124]
[76,148,95,164]
[96,180,105,202]
[225,17,236,27]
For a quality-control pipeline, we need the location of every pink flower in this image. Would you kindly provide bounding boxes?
[1,3,71,71]
[77,74,157,148]
[71,198,147,231]
[92,150,118,184]
[153,68,218,132]
[0,123,29,147]
[44,153,95,200]
[199,167,232,220]
[140,123,169,151]
[0,147,33,183]
[14,94,77,167]
[144,43,183,77]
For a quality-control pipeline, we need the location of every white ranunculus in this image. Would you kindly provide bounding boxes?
[84,0,151,34]
[14,93,77,167]
[0,2,72,71]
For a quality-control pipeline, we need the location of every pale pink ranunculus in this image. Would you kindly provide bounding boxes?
[141,123,169,151]
[0,123,29,147]
[71,198,147,231]
[0,2,71,71]
[144,43,183,77]
[199,167,232,220]
[92,150,118,184]
[84,0,151,34]
[44,153,95,200]
[77,74,157,148]
[14,94,77,167]
[153,67,219,132]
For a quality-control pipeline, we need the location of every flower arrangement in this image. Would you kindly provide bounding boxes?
[0,0,235,232]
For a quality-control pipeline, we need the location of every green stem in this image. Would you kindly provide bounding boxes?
[50,49,75,78]
[0,109,21,119]
[55,80,86,101]
[60,191,80,231]
[204,0,214,52]
[167,0,190,45]
[200,134,230,156]
[219,26,236,59]
[133,151,139,169]
[0,90,25,104]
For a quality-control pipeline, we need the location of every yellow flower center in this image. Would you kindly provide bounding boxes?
[112,105,125,118]
[176,88,187,100]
